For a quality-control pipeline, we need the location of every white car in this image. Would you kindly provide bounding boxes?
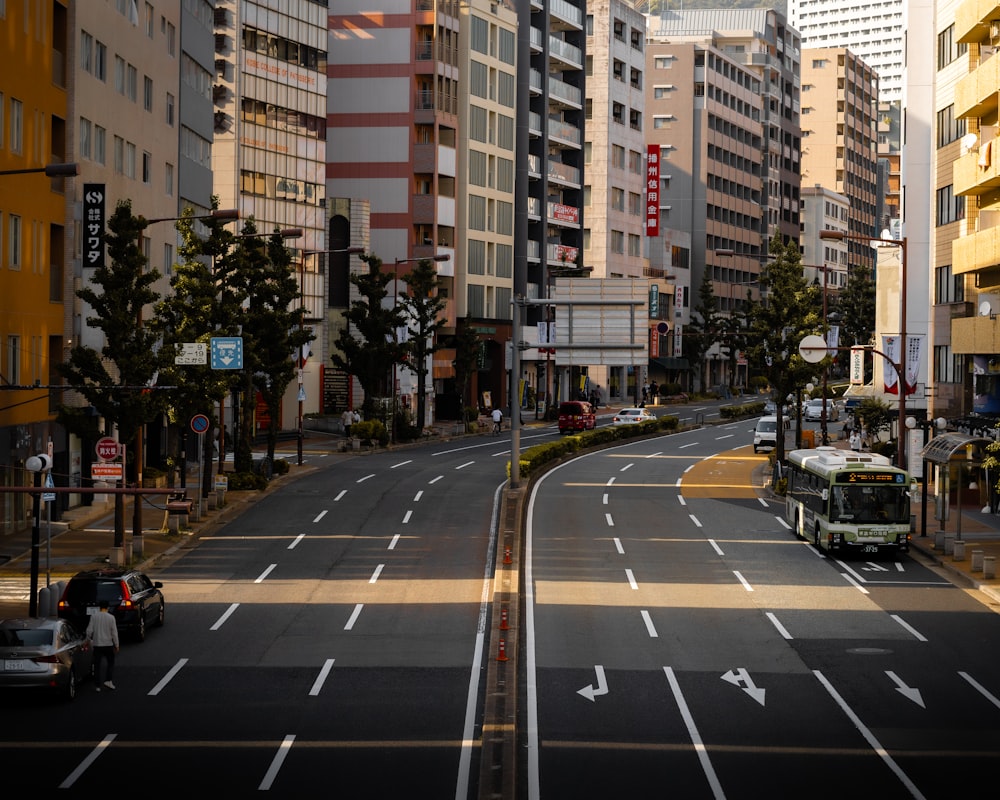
[612,407,655,425]
[804,398,839,422]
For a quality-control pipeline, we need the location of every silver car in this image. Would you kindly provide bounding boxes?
[0,617,93,701]
[804,398,839,422]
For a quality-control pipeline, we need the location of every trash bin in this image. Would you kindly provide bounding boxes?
[801,429,815,448]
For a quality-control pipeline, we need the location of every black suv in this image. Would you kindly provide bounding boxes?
[58,569,165,642]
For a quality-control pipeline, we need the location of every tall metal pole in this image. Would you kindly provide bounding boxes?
[298,251,306,465]
[897,240,908,469]
[820,265,829,446]
[511,296,521,489]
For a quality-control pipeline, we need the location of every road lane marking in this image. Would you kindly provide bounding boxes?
[603,493,609,504]
[429,475,443,484]
[391,460,412,469]
[641,610,658,637]
[776,516,791,529]
[388,533,400,550]
[646,451,663,458]
[708,539,724,556]
[288,534,305,550]
[456,461,475,469]
[413,490,423,502]
[345,603,364,630]
[689,514,703,528]
[313,510,329,522]
[402,510,413,524]
[891,614,928,642]
[733,571,754,591]
[758,497,769,507]
[255,564,277,583]
[605,513,615,527]
[663,667,726,800]
[606,477,616,486]
[58,734,117,788]
[148,658,189,696]
[369,564,385,584]
[678,495,687,505]
[625,569,638,590]
[766,612,793,640]
[840,573,870,594]
[309,659,335,697]
[959,671,1000,710]
[357,473,375,483]
[680,442,699,449]
[613,537,625,554]
[620,463,634,472]
[333,490,346,501]
[258,734,296,791]
[210,603,240,630]
[813,670,927,799]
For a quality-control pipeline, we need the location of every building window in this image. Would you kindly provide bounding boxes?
[611,187,625,211]
[612,144,625,169]
[628,234,641,257]
[9,97,22,153]
[467,284,485,317]
[166,92,174,126]
[114,135,124,174]
[164,243,173,277]
[166,21,175,56]
[79,118,92,159]
[611,230,624,254]
[165,162,173,195]
[94,125,106,165]
[6,336,20,385]
[142,151,152,184]
[934,265,964,304]
[8,214,21,269]
[936,104,966,148]
[937,24,968,69]
[935,185,965,225]
[145,2,154,38]
[127,64,137,102]
[144,76,153,111]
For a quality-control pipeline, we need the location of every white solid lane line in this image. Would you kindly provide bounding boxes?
[663,667,725,800]
[58,734,117,788]
[891,614,928,642]
[258,734,296,791]
[765,612,793,640]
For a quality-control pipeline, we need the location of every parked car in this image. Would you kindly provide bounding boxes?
[804,398,840,422]
[0,617,93,700]
[753,416,779,453]
[557,401,596,434]
[612,407,655,425]
[58,568,165,642]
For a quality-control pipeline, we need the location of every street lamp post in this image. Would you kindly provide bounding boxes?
[296,246,365,464]
[821,229,908,467]
[0,162,79,178]
[391,254,450,443]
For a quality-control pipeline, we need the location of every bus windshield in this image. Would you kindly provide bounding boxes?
[830,484,910,525]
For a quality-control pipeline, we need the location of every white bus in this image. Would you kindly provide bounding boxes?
[785,447,912,555]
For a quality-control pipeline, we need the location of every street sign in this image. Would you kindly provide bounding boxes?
[91,463,124,481]
[211,336,244,369]
[95,436,120,461]
[190,414,210,434]
[42,473,56,503]
[175,342,208,365]
[215,474,228,492]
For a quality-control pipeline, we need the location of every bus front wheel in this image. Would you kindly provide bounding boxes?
[814,526,823,551]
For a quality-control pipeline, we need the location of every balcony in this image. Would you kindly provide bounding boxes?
[954,143,1000,196]
[953,224,1000,273]
[956,0,1000,43]
[548,35,582,70]
[548,118,581,148]
[547,160,581,187]
[547,201,580,228]
[951,314,1000,354]
[955,51,1000,119]
[549,0,583,31]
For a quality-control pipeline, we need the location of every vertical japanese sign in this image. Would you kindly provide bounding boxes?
[83,183,106,269]
[850,346,865,385]
[673,286,684,357]
[646,144,660,237]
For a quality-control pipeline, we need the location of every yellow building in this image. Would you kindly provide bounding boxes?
[0,1,72,532]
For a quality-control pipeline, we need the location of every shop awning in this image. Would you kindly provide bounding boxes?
[652,357,690,371]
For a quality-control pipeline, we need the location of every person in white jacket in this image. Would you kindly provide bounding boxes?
[86,600,120,691]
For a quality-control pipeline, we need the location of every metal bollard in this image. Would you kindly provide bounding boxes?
[984,555,997,580]
[953,540,965,562]
[972,549,984,571]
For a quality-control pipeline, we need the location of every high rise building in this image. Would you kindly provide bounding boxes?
[585,0,651,403]
[788,0,905,103]
[800,48,880,277]
[0,0,71,531]
[213,0,330,430]
[516,0,586,408]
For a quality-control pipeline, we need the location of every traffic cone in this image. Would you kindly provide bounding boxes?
[497,637,508,661]
[504,546,512,565]
[500,607,509,630]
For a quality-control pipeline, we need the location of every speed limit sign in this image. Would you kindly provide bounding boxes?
[95,436,120,462]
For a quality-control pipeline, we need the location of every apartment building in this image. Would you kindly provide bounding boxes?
[585,0,652,402]
[801,48,880,277]
[211,0,328,433]
[328,1,476,419]
[0,0,71,532]
[515,0,586,408]
[789,0,905,103]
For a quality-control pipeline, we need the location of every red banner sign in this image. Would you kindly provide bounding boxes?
[646,144,660,237]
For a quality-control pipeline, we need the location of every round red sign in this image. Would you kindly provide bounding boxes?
[95,436,120,461]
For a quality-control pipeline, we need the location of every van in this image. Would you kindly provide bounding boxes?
[558,401,596,434]
[753,416,779,453]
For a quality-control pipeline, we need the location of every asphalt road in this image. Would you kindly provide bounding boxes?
[523,420,1000,799]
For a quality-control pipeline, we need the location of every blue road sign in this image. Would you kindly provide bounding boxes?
[211,337,243,370]
[191,414,210,434]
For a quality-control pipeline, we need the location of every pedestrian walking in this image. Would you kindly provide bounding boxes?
[342,408,353,437]
[491,406,503,435]
[86,599,119,692]
[849,430,862,452]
